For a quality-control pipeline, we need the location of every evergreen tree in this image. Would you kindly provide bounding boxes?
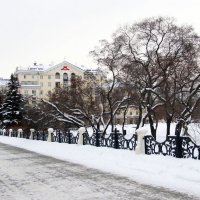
[0,89,5,127]
[1,74,24,128]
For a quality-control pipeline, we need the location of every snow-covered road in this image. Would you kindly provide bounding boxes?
[0,143,196,200]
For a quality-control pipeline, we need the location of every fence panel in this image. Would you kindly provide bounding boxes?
[181,137,200,160]
[144,135,177,157]
[33,131,48,141]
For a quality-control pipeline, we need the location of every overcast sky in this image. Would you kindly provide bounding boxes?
[0,0,200,78]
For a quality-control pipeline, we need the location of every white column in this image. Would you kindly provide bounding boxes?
[2,129,6,136]
[9,129,13,137]
[17,129,23,138]
[47,128,54,142]
[77,127,86,145]
[135,127,148,154]
[29,129,35,140]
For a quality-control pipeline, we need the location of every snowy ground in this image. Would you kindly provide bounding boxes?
[0,143,194,200]
[0,136,200,198]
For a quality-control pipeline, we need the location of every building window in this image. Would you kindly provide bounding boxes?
[130,119,133,124]
[63,73,68,88]
[63,73,68,81]
[71,73,76,79]
[32,75,34,79]
[48,82,51,87]
[71,73,76,85]
[48,91,52,96]
[40,75,43,79]
[130,112,132,115]
[24,90,28,97]
[63,82,68,88]
[40,90,43,95]
[48,75,51,79]
[32,90,36,96]
[32,100,36,105]
[40,82,43,87]
[24,75,26,79]
[55,82,60,88]
[55,72,60,79]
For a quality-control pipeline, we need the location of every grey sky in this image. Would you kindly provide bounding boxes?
[0,0,200,78]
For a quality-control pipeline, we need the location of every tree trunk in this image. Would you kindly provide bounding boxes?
[175,121,183,136]
[148,114,156,139]
[166,117,172,137]
[122,105,129,133]
[136,105,143,129]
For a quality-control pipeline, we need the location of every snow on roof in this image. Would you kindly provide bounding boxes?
[16,63,52,72]
[44,60,85,73]
[15,60,86,73]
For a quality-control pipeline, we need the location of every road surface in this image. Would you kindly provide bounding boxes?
[0,143,197,200]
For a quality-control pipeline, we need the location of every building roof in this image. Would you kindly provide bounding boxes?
[15,60,85,74]
[45,60,85,73]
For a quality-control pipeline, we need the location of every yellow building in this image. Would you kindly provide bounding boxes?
[14,60,139,125]
[15,60,85,103]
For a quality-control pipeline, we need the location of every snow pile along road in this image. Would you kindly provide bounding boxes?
[0,136,200,198]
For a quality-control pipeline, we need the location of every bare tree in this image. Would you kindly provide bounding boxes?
[90,39,131,134]
[92,17,200,138]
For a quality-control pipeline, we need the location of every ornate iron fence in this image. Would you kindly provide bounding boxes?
[83,129,137,150]
[144,135,200,160]
[53,130,79,144]
[181,137,200,159]
[1,128,200,160]
[144,135,177,157]
[33,131,48,141]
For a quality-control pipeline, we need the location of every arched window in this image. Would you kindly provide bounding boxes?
[71,73,76,79]
[71,73,76,87]
[63,73,68,81]
[63,73,68,88]
[55,72,60,79]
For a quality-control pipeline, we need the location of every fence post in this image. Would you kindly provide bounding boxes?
[78,127,85,145]
[29,129,34,140]
[2,129,6,136]
[42,131,45,141]
[68,130,71,144]
[58,130,61,143]
[17,129,22,138]
[96,129,100,147]
[135,127,148,154]
[36,131,39,140]
[175,131,183,158]
[47,128,54,142]
[198,149,200,160]
[9,129,13,137]
[114,128,119,149]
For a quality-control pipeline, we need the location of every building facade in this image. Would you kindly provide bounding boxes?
[14,60,140,125]
[15,61,85,103]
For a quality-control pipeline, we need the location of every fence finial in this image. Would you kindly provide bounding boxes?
[78,127,86,145]
[135,127,148,154]
[9,129,13,137]
[17,129,23,138]
[47,128,54,142]
[29,129,35,140]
